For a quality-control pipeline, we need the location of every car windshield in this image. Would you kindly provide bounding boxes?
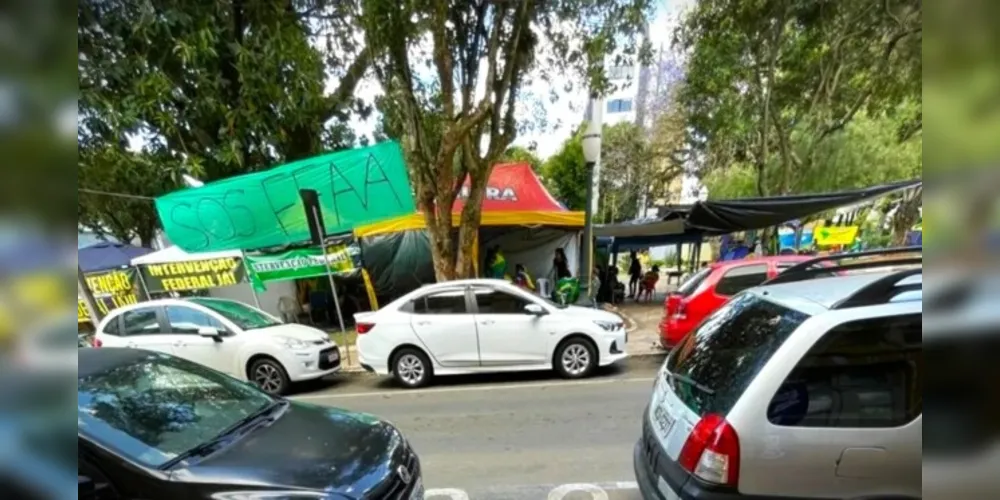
[665,292,810,416]
[78,352,274,468]
[676,268,712,297]
[188,299,282,330]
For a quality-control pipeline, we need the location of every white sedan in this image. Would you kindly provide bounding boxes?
[93,298,340,395]
[354,279,629,388]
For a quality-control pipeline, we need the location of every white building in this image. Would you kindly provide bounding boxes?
[603,63,641,126]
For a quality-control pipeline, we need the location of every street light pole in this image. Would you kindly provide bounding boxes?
[580,159,597,302]
[579,95,603,305]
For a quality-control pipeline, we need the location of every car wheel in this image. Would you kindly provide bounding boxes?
[393,348,432,389]
[555,338,597,379]
[250,357,290,395]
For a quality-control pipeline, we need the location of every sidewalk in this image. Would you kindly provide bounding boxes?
[336,343,364,372]
[604,302,668,357]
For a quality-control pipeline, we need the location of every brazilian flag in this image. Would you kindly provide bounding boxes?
[552,277,580,305]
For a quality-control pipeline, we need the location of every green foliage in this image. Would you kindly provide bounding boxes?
[500,146,543,172]
[543,121,661,222]
[362,0,653,278]
[703,110,922,200]
[599,122,654,222]
[543,130,588,211]
[78,0,370,245]
[677,0,922,196]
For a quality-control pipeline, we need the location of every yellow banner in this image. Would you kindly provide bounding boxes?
[813,225,859,246]
[78,268,143,322]
[141,257,246,293]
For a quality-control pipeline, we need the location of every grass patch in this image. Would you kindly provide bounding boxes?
[328,328,358,346]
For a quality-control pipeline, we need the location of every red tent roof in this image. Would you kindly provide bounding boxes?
[452,162,565,213]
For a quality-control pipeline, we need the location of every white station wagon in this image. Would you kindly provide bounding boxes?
[93,298,341,395]
[354,279,629,388]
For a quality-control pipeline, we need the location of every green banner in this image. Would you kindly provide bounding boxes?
[247,244,360,290]
[155,141,415,252]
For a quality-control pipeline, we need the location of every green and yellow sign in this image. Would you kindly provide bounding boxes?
[247,244,359,291]
[140,257,247,293]
[813,225,859,246]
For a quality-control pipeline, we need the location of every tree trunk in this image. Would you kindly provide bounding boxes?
[890,190,921,247]
[423,182,458,281]
[455,170,489,278]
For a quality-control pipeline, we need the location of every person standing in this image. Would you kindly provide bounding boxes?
[553,248,572,280]
[628,251,642,298]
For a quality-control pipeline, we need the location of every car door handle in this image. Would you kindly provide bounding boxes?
[173,341,185,347]
[480,320,495,325]
[416,321,431,326]
[126,342,137,348]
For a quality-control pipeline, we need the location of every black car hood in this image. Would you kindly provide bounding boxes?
[170,401,407,498]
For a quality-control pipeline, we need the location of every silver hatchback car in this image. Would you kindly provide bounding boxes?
[635,249,922,500]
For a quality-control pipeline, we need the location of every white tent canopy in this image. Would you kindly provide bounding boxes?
[130,245,242,266]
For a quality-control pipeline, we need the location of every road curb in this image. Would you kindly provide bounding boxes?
[338,350,669,377]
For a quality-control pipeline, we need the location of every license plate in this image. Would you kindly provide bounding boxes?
[408,478,424,500]
[327,350,340,363]
[654,405,676,436]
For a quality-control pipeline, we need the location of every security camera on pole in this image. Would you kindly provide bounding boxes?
[578,95,603,305]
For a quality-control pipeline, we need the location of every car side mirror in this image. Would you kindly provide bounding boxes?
[524,304,547,316]
[197,326,222,341]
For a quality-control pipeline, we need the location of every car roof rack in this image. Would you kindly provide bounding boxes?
[831,267,922,309]
[763,246,922,286]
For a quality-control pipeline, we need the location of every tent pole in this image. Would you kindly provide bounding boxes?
[240,251,262,309]
[321,243,347,333]
[134,265,152,300]
[78,266,103,324]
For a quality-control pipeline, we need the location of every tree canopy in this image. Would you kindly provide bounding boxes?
[363,0,653,279]
[677,0,921,197]
[77,0,371,245]
[500,145,543,172]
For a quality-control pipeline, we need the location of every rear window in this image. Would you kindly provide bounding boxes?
[665,292,810,416]
[413,290,467,314]
[676,268,711,297]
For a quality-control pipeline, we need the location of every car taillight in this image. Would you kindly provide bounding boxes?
[356,323,375,334]
[666,295,688,319]
[93,337,103,348]
[665,295,681,315]
[678,413,740,486]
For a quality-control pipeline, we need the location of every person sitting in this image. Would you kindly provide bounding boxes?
[512,264,535,292]
[490,245,507,279]
[609,266,626,304]
[638,265,660,302]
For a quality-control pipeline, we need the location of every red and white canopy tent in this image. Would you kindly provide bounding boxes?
[353,163,585,304]
[354,162,583,236]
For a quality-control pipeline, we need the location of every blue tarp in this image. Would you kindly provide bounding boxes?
[78,242,152,273]
[0,237,68,275]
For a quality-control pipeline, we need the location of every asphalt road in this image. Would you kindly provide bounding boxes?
[290,355,666,499]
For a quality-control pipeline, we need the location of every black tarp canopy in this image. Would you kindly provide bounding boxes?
[598,179,922,249]
[686,179,921,233]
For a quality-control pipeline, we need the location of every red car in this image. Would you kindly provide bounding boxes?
[658,255,820,348]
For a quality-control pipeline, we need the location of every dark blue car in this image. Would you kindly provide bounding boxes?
[78,348,423,500]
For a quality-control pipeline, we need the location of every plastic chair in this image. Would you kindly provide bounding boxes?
[278,296,299,323]
[536,278,552,298]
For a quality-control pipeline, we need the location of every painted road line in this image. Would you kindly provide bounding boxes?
[291,376,656,400]
[423,481,641,500]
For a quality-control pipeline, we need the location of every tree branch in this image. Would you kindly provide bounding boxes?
[323,46,371,122]
[430,2,456,121]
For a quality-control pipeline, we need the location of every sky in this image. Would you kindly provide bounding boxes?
[339,0,694,160]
